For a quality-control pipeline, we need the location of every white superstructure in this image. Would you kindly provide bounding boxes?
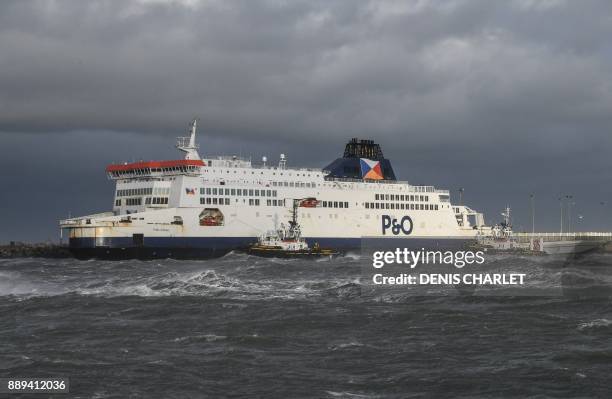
[60,120,486,259]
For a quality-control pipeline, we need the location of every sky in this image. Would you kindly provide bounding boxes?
[1,0,612,242]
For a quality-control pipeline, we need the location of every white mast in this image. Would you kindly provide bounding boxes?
[176,119,201,160]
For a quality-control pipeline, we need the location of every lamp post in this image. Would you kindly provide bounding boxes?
[559,197,563,234]
[565,195,573,234]
[530,193,535,234]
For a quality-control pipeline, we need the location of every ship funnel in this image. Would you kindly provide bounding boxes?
[176,119,201,160]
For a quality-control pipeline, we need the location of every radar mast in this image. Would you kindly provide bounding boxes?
[176,119,201,160]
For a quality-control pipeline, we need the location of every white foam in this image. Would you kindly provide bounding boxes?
[577,318,612,330]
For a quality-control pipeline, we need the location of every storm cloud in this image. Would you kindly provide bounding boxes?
[1,0,612,241]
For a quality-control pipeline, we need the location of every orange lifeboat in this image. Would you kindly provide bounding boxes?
[299,198,319,208]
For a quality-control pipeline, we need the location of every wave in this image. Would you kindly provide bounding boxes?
[578,318,612,331]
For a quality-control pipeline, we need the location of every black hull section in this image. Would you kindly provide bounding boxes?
[69,247,235,261]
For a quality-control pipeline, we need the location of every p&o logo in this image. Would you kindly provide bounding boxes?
[382,215,413,235]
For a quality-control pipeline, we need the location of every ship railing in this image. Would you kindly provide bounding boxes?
[323,177,448,193]
[513,232,612,243]
[250,165,323,172]
[176,137,199,149]
[60,212,116,226]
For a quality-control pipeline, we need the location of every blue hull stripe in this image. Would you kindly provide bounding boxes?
[70,236,471,250]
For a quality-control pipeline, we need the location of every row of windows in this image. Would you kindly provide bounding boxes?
[110,166,197,178]
[376,193,429,202]
[115,196,169,206]
[117,187,170,197]
[204,164,319,178]
[271,181,317,188]
[199,197,286,207]
[321,201,350,208]
[366,202,439,211]
[201,187,278,197]
[201,198,231,205]
[146,197,169,205]
[125,198,142,206]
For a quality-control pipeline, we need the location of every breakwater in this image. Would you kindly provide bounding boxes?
[0,242,72,258]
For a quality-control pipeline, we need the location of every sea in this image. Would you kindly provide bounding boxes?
[2,253,612,398]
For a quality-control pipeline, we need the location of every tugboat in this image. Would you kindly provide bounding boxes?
[474,206,534,253]
[248,199,339,258]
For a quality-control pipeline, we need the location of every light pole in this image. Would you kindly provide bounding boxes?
[559,197,564,234]
[565,195,573,234]
[530,193,535,234]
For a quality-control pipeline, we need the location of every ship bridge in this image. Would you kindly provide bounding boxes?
[105,159,204,179]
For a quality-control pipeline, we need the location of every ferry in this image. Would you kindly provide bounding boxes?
[60,120,487,259]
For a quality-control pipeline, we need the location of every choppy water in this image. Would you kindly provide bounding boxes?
[2,253,612,398]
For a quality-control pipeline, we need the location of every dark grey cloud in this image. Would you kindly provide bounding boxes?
[1,0,612,241]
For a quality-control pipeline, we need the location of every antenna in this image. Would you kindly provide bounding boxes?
[279,153,286,169]
[176,118,201,160]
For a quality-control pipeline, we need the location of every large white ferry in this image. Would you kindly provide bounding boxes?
[60,120,486,259]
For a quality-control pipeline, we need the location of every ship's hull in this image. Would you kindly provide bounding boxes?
[67,236,474,260]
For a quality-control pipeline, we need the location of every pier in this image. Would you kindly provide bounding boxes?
[513,232,612,254]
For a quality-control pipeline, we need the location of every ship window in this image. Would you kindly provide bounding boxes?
[266,190,271,197]
[206,198,211,204]
[425,196,429,201]
[126,198,142,206]
[333,201,338,208]
[385,194,389,200]
[249,189,254,196]
[255,199,260,206]
[267,199,271,206]
[255,190,260,196]
[273,190,277,197]
[339,202,344,208]
[212,188,217,195]
[425,204,429,210]
[200,198,206,205]
[365,203,369,209]
[231,189,236,195]
[420,204,424,210]
[435,205,439,210]
[344,202,348,208]
[213,198,218,205]
[225,189,230,195]
[375,194,379,200]
[225,198,230,205]
[115,199,121,206]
